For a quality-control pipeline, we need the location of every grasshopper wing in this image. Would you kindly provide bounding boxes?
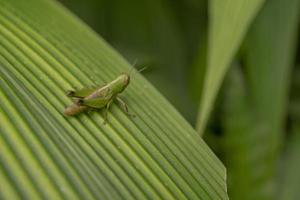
[79,96,112,109]
[67,86,101,98]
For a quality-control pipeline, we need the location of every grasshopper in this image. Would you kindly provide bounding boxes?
[64,73,133,123]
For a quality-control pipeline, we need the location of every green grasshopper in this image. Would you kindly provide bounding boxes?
[64,73,133,123]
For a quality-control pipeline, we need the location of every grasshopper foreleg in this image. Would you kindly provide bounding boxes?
[103,99,113,125]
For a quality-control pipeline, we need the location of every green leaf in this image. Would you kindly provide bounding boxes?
[277,124,300,200]
[221,0,300,199]
[196,0,265,134]
[0,0,228,199]
[277,65,300,200]
[244,0,300,135]
[221,65,257,200]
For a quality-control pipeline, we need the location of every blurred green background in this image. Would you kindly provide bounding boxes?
[58,0,300,199]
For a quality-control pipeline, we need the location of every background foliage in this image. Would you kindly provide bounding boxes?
[58,0,300,199]
[0,0,299,199]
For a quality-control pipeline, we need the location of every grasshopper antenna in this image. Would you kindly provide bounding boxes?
[128,59,147,76]
[137,66,147,73]
[127,59,138,75]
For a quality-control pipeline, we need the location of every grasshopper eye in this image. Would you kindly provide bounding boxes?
[124,74,130,85]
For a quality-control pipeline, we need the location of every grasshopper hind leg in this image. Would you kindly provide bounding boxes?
[116,96,135,117]
[77,98,113,125]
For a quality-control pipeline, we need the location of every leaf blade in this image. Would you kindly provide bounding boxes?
[196,0,265,134]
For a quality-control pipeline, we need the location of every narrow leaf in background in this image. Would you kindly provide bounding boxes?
[277,124,300,200]
[196,0,265,135]
[222,65,256,200]
[0,0,228,199]
[277,68,300,200]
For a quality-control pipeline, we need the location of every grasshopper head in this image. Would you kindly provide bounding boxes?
[111,73,131,94]
[122,73,130,84]
[119,73,130,88]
